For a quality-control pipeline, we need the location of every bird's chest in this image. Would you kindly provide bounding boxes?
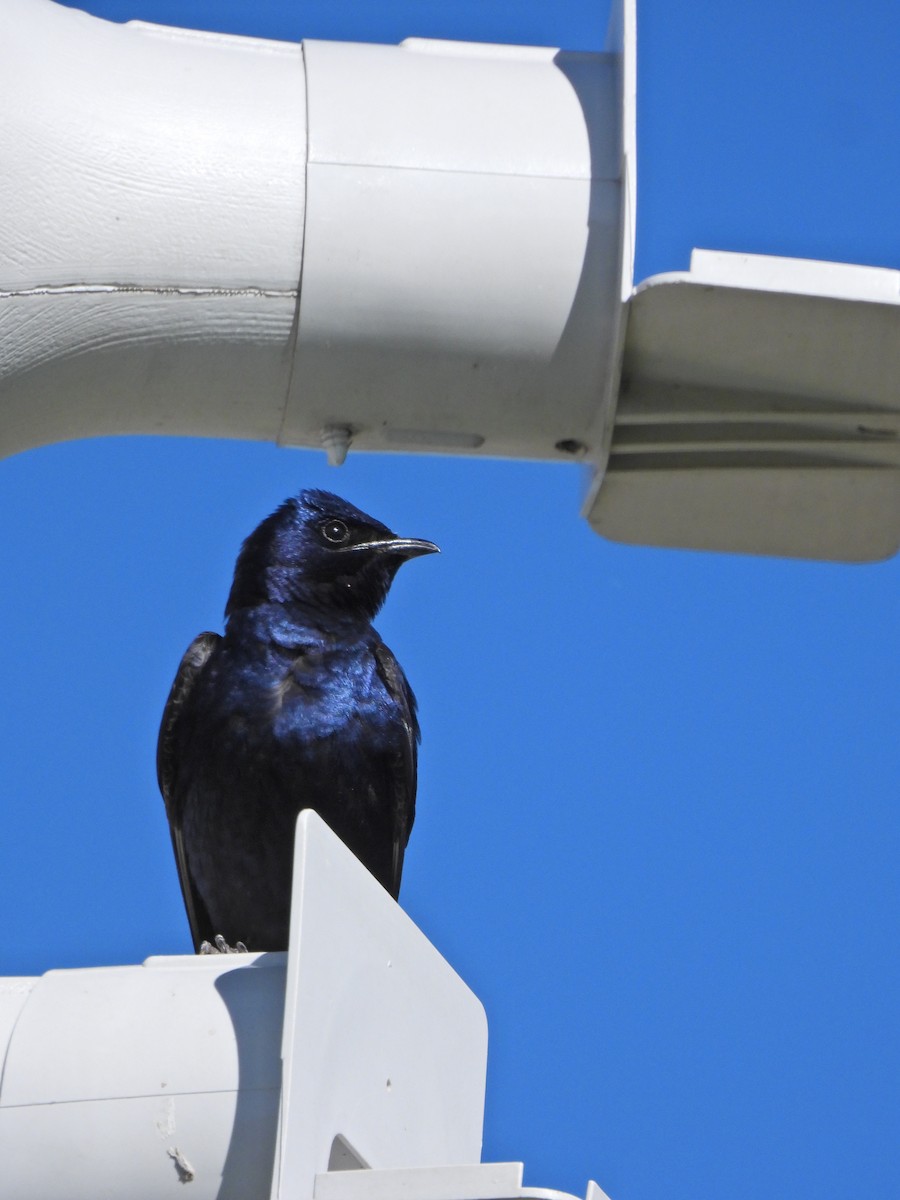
[200,645,390,751]
[275,648,384,736]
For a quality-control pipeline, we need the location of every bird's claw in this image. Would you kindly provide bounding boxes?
[199,934,249,955]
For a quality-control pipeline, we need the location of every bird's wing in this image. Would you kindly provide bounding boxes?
[372,640,420,899]
[157,631,221,950]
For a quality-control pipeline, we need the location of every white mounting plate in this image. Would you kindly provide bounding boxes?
[272,811,488,1200]
[588,250,900,561]
[314,1163,614,1200]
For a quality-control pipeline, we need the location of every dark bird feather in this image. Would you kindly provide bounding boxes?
[156,489,438,951]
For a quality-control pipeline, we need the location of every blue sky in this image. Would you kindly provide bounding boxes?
[2,3,898,1200]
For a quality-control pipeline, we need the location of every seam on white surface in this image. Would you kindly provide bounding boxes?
[277,38,312,449]
[1,285,296,299]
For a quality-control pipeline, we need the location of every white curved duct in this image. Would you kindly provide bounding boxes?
[0,0,634,465]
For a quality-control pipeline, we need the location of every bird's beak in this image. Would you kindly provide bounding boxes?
[350,537,440,559]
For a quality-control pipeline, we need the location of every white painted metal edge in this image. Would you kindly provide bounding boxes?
[634,248,900,305]
[314,1163,610,1200]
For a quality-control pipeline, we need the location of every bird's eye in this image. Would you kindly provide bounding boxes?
[321,519,350,544]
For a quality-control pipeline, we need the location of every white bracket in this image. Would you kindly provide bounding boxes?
[315,1163,614,1200]
[272,812,488,1199]
[590,249,900,561]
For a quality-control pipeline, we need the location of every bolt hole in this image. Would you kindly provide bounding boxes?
[555,438,587,456]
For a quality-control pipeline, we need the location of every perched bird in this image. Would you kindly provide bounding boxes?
[157,488,438,952]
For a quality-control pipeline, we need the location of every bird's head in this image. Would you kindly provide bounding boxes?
[225,489,439,628]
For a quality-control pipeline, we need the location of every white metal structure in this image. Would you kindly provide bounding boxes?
[0,812,612,1200]
[4,0,896,560]
[591,250,900,561]
[2,2,894,1192]
[1,0,895,1191]
[0,0,633,467]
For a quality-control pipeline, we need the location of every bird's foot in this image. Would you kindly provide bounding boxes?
[199,934,249,955]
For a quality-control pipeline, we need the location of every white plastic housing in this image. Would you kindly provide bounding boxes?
[587,250,900,561]
[0,0,635,465]
[0,813,487,1200]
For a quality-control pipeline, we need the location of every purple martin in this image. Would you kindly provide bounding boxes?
[157,489,438,951]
